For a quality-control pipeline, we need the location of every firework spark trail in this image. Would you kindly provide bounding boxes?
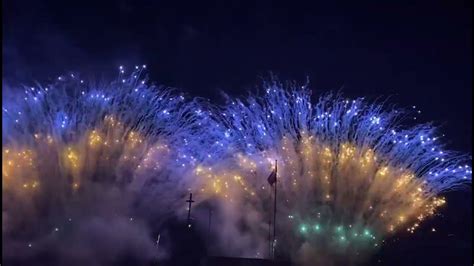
[2,69,471,265]
[2,67,218,265]
[212,80,471,192]
[191,79,472,264]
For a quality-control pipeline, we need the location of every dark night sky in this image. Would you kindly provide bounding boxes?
[3,0,472,153]
[2,0,472,265]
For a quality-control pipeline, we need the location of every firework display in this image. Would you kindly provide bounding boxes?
[2,68,471,265]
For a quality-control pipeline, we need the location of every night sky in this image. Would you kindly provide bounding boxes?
[2,0,472,265]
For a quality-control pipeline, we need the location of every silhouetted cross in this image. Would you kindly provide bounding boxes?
[186,193,195,227]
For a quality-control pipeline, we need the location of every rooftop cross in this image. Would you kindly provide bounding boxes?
[186,193,195,227]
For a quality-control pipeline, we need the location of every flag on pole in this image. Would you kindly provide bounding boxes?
[267,167,277,186]
[268,160,278,259]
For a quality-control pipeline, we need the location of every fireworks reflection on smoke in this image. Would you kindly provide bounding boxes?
[2,68,471,265]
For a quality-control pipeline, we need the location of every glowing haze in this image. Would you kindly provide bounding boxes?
[2,67,471,265]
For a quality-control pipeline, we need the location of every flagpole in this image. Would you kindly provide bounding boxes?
[268,219,272,258]
[273,160,277,259]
